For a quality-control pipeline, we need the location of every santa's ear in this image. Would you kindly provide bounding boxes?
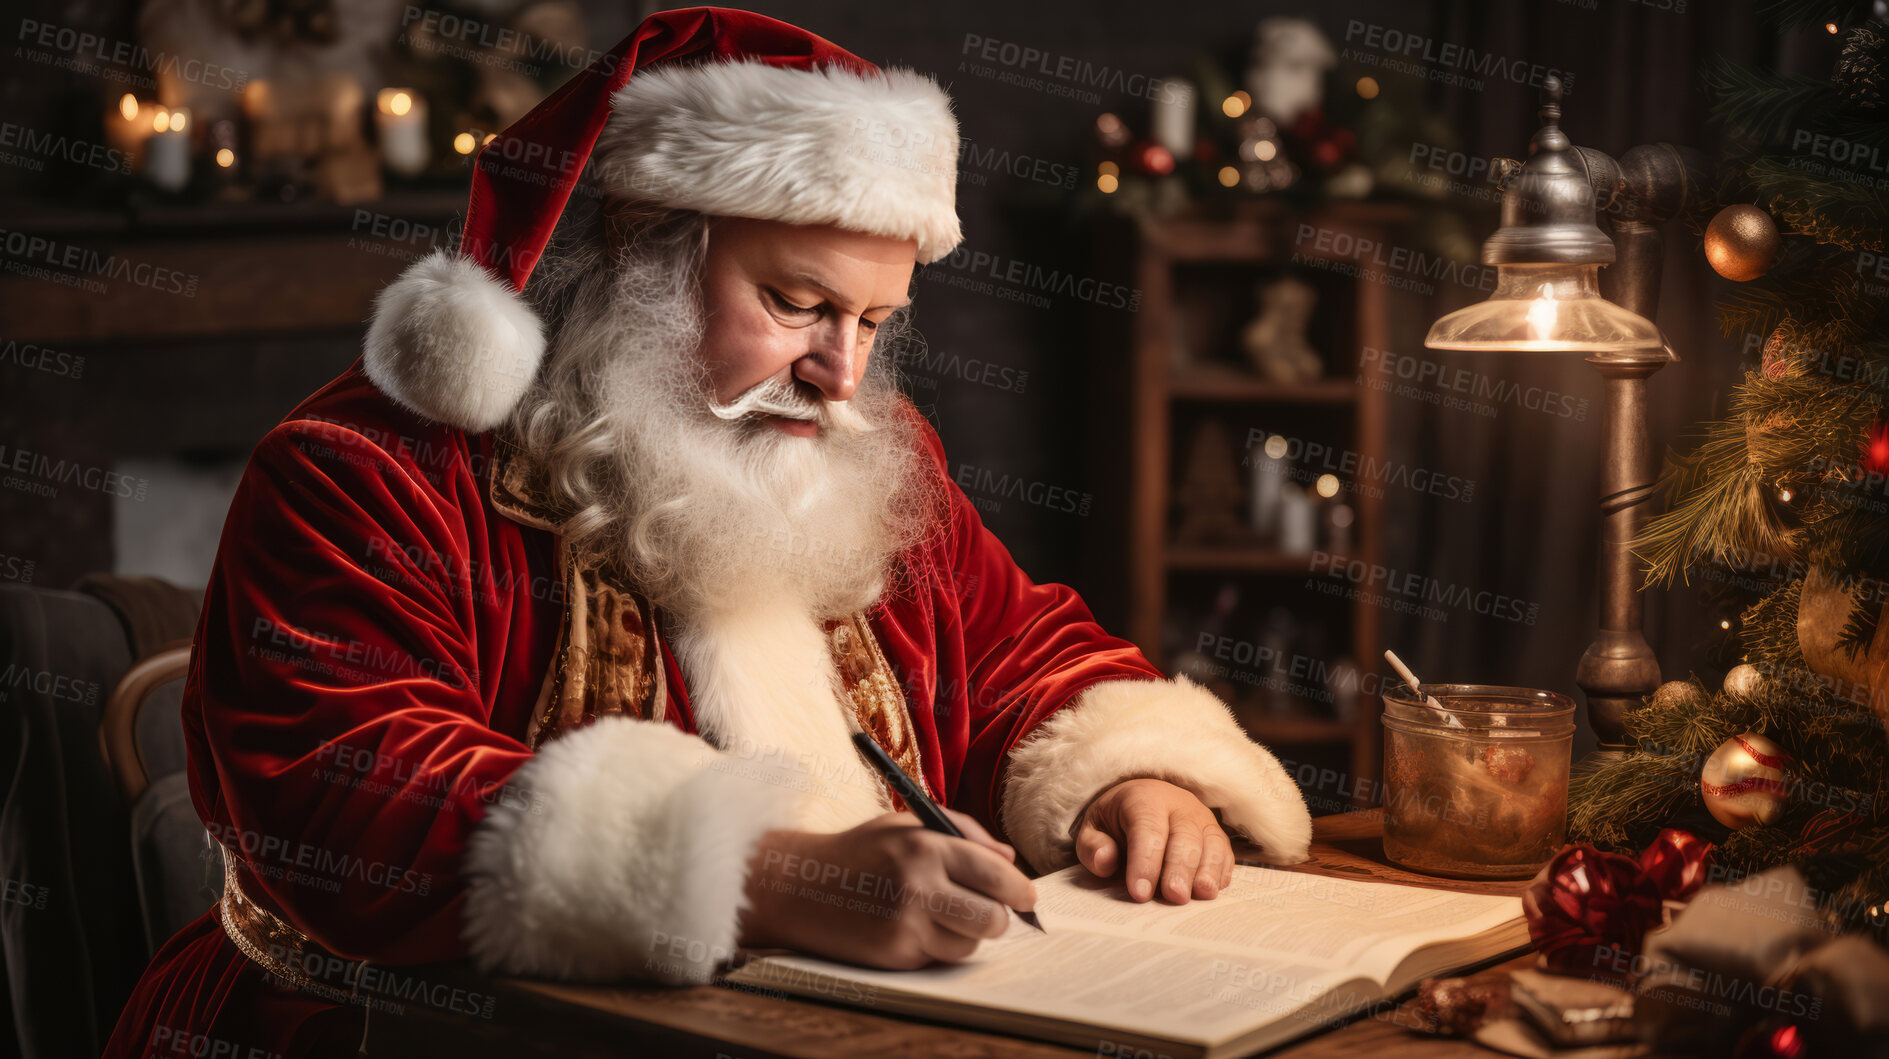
[362,250,546,433]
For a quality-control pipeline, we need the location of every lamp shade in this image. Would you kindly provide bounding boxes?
[1424,262,1671,361]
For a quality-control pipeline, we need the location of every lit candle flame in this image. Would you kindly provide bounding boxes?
[388,91,412,116]
[119,94,139,121]
[151,106,171,133]
[1526,284,1558,342]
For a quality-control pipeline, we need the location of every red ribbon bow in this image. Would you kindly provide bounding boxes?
[1522,828,1715,975]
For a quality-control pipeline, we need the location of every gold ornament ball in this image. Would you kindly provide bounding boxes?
[1700,732,1792,829]
[1704,204,1781,282]
[1722,663,1765,700]
[1649,679,1711,714]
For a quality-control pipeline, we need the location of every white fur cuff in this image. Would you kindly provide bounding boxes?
[1001,676,1314,873]
[462,717,802,984]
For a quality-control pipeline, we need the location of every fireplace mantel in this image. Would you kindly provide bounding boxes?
[0,189,468,587]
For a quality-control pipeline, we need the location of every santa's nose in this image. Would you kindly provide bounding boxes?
[794,324,862,402]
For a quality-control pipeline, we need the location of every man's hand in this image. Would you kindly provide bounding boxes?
[1075,778,1232,904]
[740,809,1036,970]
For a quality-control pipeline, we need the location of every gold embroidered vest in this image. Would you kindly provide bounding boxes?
[485,432,933,803]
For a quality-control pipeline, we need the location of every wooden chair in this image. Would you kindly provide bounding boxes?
[98,640,192,804]
[97,640,223,956]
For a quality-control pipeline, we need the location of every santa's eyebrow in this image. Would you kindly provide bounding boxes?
[783,271,910,314]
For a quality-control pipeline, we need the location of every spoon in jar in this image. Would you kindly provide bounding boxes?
[1383,650,1468,729]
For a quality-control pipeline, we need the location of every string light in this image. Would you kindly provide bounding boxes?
[1217,166,1239,187]
[215,148,234,168]
[1356,77,1380,100]
[1779,487,1794,502]
[1721,619,1732,630]
[1826,21,1840,33]
[1315,474,1340,498]
[453,133,476,155]
[1222,90,1250,118]
[119,94,139,121]
[1097,173,1119,193]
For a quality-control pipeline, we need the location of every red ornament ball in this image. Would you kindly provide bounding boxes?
[1865,421,1889,477]
[1131,141,1176,176]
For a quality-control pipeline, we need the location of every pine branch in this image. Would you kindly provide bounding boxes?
[1637,417,1788,586]
[1760,0,1877,30]
[1703,56,1840,145]
[1719,258,1883,349]
[1838,597,1881,658]
[1569,752,1699,851]
[1748,157,1889,253]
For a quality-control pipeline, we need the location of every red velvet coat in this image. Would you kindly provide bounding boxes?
[104,363,1287,1056]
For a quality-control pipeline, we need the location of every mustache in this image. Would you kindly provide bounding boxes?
[707,375,874,434]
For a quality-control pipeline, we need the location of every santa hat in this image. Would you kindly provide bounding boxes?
[364,7,962,433]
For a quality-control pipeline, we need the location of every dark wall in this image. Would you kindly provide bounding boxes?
[0,0,1837,712]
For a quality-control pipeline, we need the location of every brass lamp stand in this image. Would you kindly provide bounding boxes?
[1425,77,1707,759]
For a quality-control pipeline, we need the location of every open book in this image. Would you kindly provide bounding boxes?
[723,865,1527,1059]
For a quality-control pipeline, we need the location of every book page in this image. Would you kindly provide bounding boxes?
[727,865,1523,1048]
[1032,867,1523,982]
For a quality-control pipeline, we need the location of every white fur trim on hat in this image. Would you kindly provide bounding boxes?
[1000,676,1314,874]
[462,717,804,984]
[362,250,546,434]
[597,61,962,264]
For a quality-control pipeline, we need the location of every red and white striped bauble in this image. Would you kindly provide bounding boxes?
[1700,732,1792,829]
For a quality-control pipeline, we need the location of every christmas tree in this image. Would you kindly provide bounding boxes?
[1567,0,1889,933]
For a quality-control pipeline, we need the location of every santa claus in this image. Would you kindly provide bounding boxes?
[107,8,1310,1055]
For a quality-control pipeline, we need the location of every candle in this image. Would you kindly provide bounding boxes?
[1150,78,1196,157]
[105,94,149,173]
[1277,485,1316,557]
[143,106,190,192]
[1248,433,1287,539]
[375,88,429,178]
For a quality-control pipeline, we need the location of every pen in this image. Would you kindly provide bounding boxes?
[845,720,1047,934]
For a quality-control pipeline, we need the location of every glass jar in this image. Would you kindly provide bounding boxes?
[1380,683,1576,879]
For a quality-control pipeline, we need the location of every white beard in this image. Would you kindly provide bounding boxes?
[514,230,933,831]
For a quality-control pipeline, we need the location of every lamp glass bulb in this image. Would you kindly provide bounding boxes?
[1424,263,1671,361]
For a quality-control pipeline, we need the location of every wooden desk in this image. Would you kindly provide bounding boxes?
[368,812,1534,1057]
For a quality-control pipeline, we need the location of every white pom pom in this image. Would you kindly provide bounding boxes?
[362,251,546,433]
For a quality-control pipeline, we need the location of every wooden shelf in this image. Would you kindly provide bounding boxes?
[1169,366,1358,404]
[1137,200,1415,264]
[1165,546,1348,574]
[1104,203,1419,810]
[0,190,471,345]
